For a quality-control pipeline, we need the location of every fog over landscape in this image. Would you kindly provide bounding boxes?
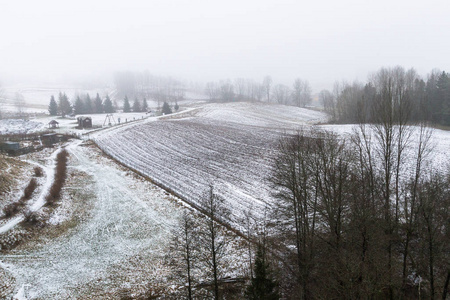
[1,0,449,90]
[1,1,449,299]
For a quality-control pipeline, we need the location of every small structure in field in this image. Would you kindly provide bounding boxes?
[0,141,34,155]
[48,120,59,129]
[41,133,58,147]
[41,133,67,147]
[77,116,92,128]
[0,141,20,153]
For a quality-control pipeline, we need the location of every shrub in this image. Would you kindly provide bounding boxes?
[3,202,20,217]
[23,178,37,200]
[23,209,41,225]
[33,166,43,177]
[45,149,69,206]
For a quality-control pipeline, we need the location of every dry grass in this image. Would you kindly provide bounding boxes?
[46,149,69,206]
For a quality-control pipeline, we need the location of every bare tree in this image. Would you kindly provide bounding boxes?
[270,129,320,298]
[199,186,230,300]
[15,92,26,116]
[272,84,290,105]
[235,78,246,101]
[219,80,234,102]
[206,82,220,101]
[318,89,335,119]
[291,78,312,107]
[171,211,199,300]
[263,76,272,103]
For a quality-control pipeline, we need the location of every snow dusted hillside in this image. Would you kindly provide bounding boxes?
[196,102,327,129]
[94,102,329,228]
[94,102,450,231]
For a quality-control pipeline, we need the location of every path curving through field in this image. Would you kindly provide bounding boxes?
[1,139,182,299]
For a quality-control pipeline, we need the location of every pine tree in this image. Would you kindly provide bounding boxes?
[48,95,58,116]
[245,244,279,300]
[142,97,148,112]
[132,97,141,112]
[85,93,93,114]
[162,101,172,115]
[104,95,114,113]
[94,93,103,113]
[74,96,84,115]
[58,92,72,117]
[123,96,131,112]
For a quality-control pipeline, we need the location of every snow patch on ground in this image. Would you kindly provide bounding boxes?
[0,119,46,135]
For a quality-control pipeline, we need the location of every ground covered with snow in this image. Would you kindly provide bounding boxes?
[94,102,329,229]
[94,102,450,231]
[0,139,248,299]
[0,119,46,135]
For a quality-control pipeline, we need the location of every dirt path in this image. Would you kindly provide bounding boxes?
[0,151,58,235]
[1,140,182,299]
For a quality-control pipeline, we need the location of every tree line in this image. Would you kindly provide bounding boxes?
[169,187,279,299]
[48,92,114,116]
[264,75,450,299]
[320,66,450,126]
[205,76,313,107]
[121,95,149,113]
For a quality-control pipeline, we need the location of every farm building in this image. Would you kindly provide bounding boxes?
[48,120,59,129]
[77,117,92,128]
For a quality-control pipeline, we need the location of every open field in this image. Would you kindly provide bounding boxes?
[94,102,329,229]
[94,102,450,230]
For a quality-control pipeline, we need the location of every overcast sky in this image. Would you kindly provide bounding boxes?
[1,0,449,92]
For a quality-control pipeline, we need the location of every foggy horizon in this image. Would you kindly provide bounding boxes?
[1,0,449,92]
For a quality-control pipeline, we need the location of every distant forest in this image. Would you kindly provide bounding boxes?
[113,67,450,127]
[321,67,450,126]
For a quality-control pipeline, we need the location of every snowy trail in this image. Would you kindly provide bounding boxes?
[0,150,59,234]
[1,140,181,299]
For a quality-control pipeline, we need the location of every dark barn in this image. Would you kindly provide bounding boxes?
[77,117,92,128]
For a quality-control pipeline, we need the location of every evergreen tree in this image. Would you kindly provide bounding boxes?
[132,97,141,112]
[174,102,179,111]
[123,96,131,112]
[85,93,93,114]
[104,95,114,113]
[48,95,58,116]
[142,97,148,112]
[162,101,172,114]
[58,92,72,117]
[94,93,103,113]
[74,96,84,115]
[245,244,279,300]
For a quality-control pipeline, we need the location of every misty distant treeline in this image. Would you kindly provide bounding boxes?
[204,67,450,127]
[320,67,450,126]
[114,71,187,103]
[49,92,114,116]
[205,76,313,107]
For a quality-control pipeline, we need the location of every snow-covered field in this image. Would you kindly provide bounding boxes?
[94,102,450,231]
[0,119,46,135]
[94,102,329,229]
